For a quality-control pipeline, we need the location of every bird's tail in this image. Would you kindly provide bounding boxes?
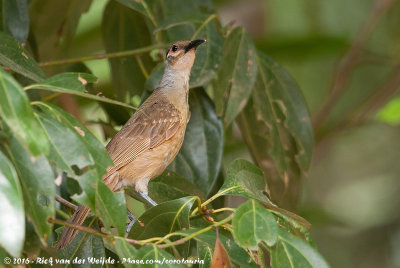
[56,205,91,250]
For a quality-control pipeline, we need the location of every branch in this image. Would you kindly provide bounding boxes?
[48,217,141,246]
[48,217,113,241]
[55,194,77,211]
[39,43,166,67]
[312,0,396,130]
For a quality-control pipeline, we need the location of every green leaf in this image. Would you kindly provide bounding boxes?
[270,230,330,268]
[0,68,48,156]
[0,32,45,82]
[35,102,126,236]
[232,200,278,249]
[8,136,55,242]
[197,243,213,268]
[214,27,258,126]
[115,0,146,16]
[0,152,24,257]
[219,159,273,205]
[113,238,137,268]
[36,112,94,175]
[25,74,135,110]
[133,245,184,268]
[252,51,313,172]
[29,0,92,63]
[177,228,257,268]
[35,102,111,174]
[129,196,196,240]
[27,72,97,92]
[168,88,223,196]
[102,0,155,99]
[148,170,205,203]
[56,220,105,268]
[3,0,29,43]
[190,17,224,88]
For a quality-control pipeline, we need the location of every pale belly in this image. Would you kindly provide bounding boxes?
[115,123,187,192]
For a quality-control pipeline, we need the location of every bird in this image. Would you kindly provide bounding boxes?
[56,39,206,250]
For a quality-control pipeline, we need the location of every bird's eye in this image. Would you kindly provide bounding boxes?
[171,45,178,52]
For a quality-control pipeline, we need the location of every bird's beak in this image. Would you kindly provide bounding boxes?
[185,39,206,53]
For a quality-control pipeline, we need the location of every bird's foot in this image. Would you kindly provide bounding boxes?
[126,209,137,233]
[139,191,158,207]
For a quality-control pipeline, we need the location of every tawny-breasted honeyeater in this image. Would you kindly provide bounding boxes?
[56,39,206,250]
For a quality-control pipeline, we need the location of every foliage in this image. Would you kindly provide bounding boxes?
[3,0,382,267]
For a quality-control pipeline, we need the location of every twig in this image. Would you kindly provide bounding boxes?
[158,214,234,249]
[135,55,149,79]
[343,62,400,125]
[312,0,396,131]
[48,217,112,241]
[191,14,217,40]
[39,43,166,67]
[55,194,78,211]
[48,217,141,246]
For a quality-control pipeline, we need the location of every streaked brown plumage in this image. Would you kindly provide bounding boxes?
[56,39,206,250]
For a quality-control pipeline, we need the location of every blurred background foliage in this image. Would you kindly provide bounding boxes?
[0,0,400,267]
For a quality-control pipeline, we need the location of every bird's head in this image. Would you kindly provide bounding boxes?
[165,39,206,71]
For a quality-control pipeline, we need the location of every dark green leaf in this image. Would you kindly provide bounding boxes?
[0,152,24,257]
[0,32,45,81]
[177,228,257,268]
[27,72,97,92]
[36,112,94,175]
[214,27,258,126]
[190,23,224,88]
[102,1,155,99]
[113,238,137,268]
[252,51,313,172]
[270,230,330,268]
[129,196,196,240]
[133,245,184,268]
[3,0,29,43]
[232,200,278,249]
[218,159,273,205]
[0,69,48,156]
[8,136,55,242]
[35,102,126,236]
[197,243,213,268]
[168,88,223,196]
[115,0,146,16]
[29,0,92,63]
[148,170,205,203]
[56,220,105,268]
[35,102,111,175]
[25,75,135,110]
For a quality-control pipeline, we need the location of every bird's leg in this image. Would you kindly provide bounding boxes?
[139,191,158,207]
[126,209,137,233]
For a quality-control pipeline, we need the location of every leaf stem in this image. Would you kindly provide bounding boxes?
[135,55,149,79]
[191,188,233,216]
[55,208,70,220]
[210,207,235,214]
[191,14,216,40]
[158,213,234,249]
[141,0,157,27]
[38,44,166,67]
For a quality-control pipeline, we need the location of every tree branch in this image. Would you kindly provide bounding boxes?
[39,44,166,67]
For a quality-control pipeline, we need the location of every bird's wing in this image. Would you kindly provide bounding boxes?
[105,99,182,171]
